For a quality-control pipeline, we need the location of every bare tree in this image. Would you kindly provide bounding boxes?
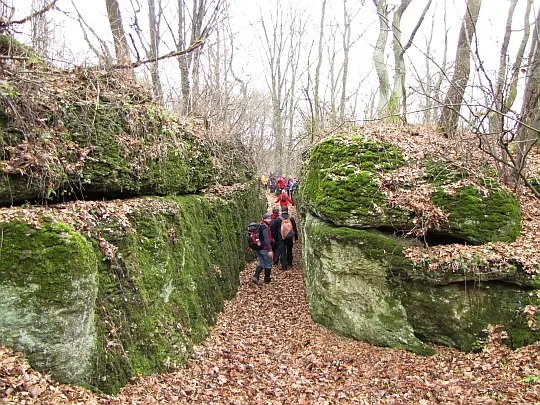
[314,0,327,133]
[30,0,53,59]
[438,0,482,137]
[147,0,164,104]
[259,3,305,173]
[339,0,351,122]
[515,6,540,190]
[371,0,431,121]
[172,0,224,114]
[372,0,390,116]
[389,0,432,122]
[105,0,132,66]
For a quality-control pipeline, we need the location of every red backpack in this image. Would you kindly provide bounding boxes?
[247,223,261,250]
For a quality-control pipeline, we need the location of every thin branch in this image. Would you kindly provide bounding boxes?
[112,38,204,69]
[9,0,58,25]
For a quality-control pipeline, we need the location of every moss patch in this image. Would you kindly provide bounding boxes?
[399,280,540,351]
[0,183,265,394]
[89,185,264,393]
[298,134,409,227]
[0,66,215,205]
[431,186,521,243]
[0,221,99,385]
[302,213,434,355]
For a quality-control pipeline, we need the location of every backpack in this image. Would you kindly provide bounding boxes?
[247,222,262,250]
[280,217,294,240]
[281,194,287,202]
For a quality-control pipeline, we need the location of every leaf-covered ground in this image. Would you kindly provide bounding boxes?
[2,201,540,404]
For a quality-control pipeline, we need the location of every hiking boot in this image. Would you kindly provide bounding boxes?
[253,266,263,284]
[264,268,272,283]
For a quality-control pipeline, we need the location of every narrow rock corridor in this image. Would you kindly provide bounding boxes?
[109,199,540,404]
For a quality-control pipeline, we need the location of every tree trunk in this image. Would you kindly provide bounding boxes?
[105,0,132,67]
[178,0,192,113]
[148,0,164,105]
[516,7,540,185]
[314,0,327,133]
[372,0,390,116]
[438,0,482,137]
[339,0,351,122]
[505,0,533,112]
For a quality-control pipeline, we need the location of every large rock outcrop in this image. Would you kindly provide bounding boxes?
[0,56,254,206]
[0,185,264,393]
[299,128,539,354]
[0,53,265,393]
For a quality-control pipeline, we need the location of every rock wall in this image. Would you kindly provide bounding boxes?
[0,61,254,206]
[0,53,265,393]
[0,221,98,384]
[0,185,265,393]
[302,213,432,355]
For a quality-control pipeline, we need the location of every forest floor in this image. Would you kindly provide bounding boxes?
[2,194,540,404]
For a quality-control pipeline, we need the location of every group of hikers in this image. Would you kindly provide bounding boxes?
[248,174,299,285]
[260,174,297,200]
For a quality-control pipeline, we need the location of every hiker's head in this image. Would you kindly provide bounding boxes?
[281,206,288,214]
[272,206,279,214]
[262,213,272,223]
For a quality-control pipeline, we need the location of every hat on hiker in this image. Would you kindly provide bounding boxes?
[281,206,288,213]
[272,206,279,213]
[263,213,272,220]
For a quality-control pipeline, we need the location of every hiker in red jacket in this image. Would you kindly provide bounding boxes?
[277,176,286,191]
[275,189,293,207]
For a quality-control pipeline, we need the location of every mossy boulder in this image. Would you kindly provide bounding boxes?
[298,133,411,228]
[0,67,217,206]
[302,213,539,354]
[0,183,265,393]
[298,133,521,244]
[398,280,540,351]
[431,185,521,243]
[302,213,433,355]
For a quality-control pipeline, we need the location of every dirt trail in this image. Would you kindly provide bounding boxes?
[109,194,540,404]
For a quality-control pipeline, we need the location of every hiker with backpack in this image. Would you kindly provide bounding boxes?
[269,207,281,266]
[248,213,274,284]
[275,189,293,207]
[275,206,298,271]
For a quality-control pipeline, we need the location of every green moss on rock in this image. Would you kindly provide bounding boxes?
[302,212,434,355]
[64,104,213,198]
[398,281,540,351]
[0,221,99,385]
[299,132,521,244]
[0,183,265,394]
[88,185,263,393]
[0,68,216,205]
[431,186,521,243]
[298,134,409,227]
[302,211,539,354]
